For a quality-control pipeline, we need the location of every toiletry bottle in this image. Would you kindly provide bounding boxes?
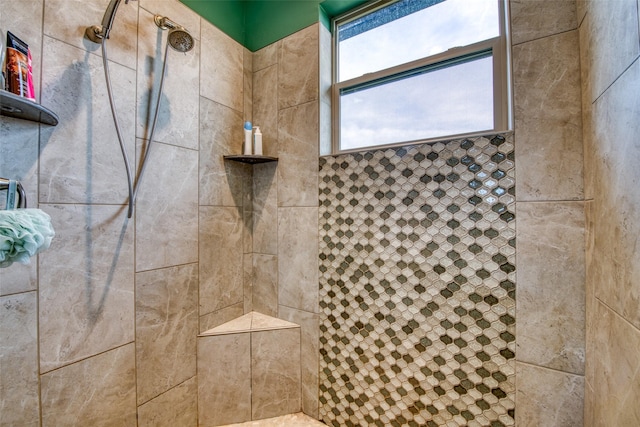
[243,121,252,155]
[253,126,263,156]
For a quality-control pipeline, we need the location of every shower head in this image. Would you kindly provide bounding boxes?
[168,28,194,52]
[154,15,194,52]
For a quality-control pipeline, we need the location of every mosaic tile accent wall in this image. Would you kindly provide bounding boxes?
[319,134,516,427]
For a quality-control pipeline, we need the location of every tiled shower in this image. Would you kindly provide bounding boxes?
[1,0,639,426]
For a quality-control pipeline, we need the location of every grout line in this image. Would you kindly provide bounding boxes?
[591,56,640,106]
[39,340,135,376]
[594,296,640,334]
[511,27,579,48]
[136,375,197,408]
[515,360,585,378]
[514,199,587,204]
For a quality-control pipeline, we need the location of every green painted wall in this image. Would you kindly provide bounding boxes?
[179,1,247,46]
[180,0,367,51]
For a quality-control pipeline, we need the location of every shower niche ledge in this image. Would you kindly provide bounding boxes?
[0,89,59,126]
[224,154,278,165]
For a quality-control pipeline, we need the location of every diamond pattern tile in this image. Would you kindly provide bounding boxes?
[319,135,515,427]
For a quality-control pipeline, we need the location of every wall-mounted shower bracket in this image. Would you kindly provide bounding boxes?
[154,15,178,30]
[85,0,136,44]
[85,25,106,43]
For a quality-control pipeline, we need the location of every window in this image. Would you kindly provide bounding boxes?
[332,0,511,153]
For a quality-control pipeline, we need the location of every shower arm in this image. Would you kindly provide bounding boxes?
[86,0,136,43]
[154,15,180,30]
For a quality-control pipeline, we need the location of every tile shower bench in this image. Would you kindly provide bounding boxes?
[198,311,302,426]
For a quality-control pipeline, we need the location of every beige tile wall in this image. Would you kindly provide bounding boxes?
[249,23,323,418]
[4,0,624,425]
[580,0,640,424]
[197,314,303,425]
[0,292,39,426]
[198,333,253,425]
[511,0,586,424]
[0,0,249,424]
[0,1,322,424]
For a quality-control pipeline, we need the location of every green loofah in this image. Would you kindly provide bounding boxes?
[0,209,55,268]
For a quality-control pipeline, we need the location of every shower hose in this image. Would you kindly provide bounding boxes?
[101,38,171,218]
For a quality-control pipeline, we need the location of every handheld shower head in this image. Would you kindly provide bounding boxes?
[154,15,194,52]
[85,0,136,43]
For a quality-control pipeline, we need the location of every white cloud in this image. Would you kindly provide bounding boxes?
[338,0,499,81]
[340,55,494,150]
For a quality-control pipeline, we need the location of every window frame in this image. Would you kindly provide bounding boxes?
[331,0,512,154]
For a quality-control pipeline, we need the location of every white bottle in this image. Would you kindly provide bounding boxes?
[253,126,263,155]
[243,121,253,155]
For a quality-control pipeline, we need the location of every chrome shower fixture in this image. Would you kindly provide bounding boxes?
[84,4,194,218]
[154,15,194,52]
[85,0,136,43]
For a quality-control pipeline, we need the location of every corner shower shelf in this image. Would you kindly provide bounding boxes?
[224,155,278,164]
[0,90,59,126]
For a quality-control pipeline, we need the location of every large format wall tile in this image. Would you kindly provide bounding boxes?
[136,263,198,404]
[199,301,244,333]
[0,119,38,209]
[39,203,134,372]
[135,140,198,271]
[199,206,244,315]
[513,31,583,201]
[515,362,584,427]
[137,377,198,427]
[243,169,254,255]
[319,24,332,156]
[575,0,587,25]
[136,9,199,149]
[579,39,596,201]
[0,118,39,295]
[579,0,639,103]
[584,200,596,389]
[41,343,137,426]
[278,24,319,110]
[251,328,302,420]
[253,65,279,157]
[510,0,577,45]
[319,25,332,106]
[253,162,278,255]
[44,0,138,70]
[198,333,252,426]
[244,47,253,124]
[254,42,279,72]
[0,292,39,426]
[279,305,319,419]
[589,300,640,426]
[516,201,585,374]
[0,244,38,297]
[278,207,319,313]
[590,60,640,330]
[200,20,244,112]
[319,135,516,426]
[199,97,247,207]
[277,101,319,207]
[253,254,278,317]
[39,37,136,205]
